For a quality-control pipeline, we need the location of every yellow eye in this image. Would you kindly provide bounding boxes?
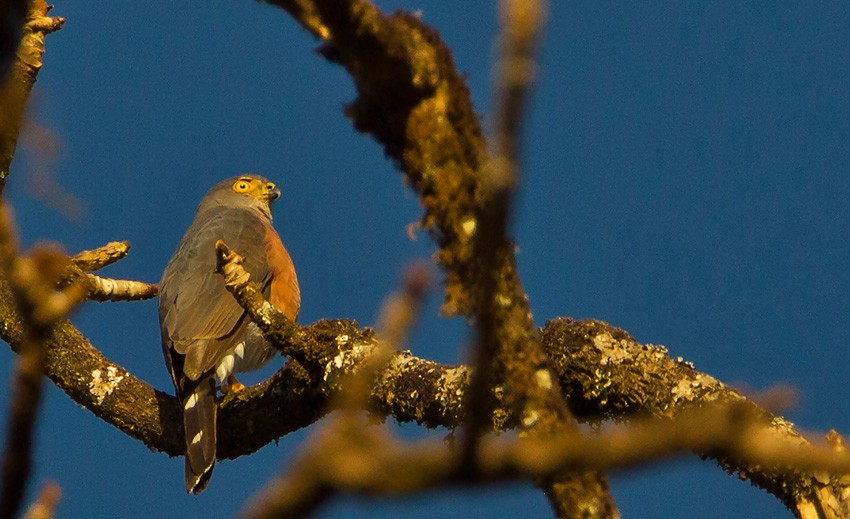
[232,179,252,193]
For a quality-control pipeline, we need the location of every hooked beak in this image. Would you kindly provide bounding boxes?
[263,182,281,201]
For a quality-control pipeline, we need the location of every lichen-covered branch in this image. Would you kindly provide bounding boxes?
[543,317,850,514]
[214,239,332,368]
[70,241,130,272]
[0,0,63,193]
[336,262,428,412]
[173,243,850,512]
[240,264,431,519]
[0,268,843,511]
[267,1,616,514]
[266,0,485,317]
[0,1,842,517]
[214,202,843,514]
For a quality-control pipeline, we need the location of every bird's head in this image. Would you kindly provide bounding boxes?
[196,174,282,218]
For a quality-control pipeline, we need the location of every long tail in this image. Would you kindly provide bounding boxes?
[182,376,217,494]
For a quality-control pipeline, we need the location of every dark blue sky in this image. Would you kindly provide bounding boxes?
[2,2,848,517]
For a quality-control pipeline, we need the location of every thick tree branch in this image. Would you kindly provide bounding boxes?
[0,0,27,81]
[214,242,847,513]
[0,1,841,517]
[0,271,844,511]
[270,1,617,514]
[543,318,849,515]
[267,0,485,317]
[18,239,834,508]
[240,264,431,519]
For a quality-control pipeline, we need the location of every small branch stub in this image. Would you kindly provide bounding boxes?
[85,274,158,302]
[70,241,130,272]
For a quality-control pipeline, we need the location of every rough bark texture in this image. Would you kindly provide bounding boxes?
[266,2,618,515]
[269,0,484,317]
[1,271,839,511]
[0,1,846,518]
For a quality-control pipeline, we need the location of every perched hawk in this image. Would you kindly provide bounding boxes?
[158,175,300,493]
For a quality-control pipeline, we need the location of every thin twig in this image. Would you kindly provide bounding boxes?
[65,242,159,301]
[335,262,430,413]
[462,0,549,458]
[214,240,313,363]
[0,206,84,519]
[0,206,45,519]
[455,1,615,515]
[22,482,60,519]
[239,395,850,518]
[238,263,430,519]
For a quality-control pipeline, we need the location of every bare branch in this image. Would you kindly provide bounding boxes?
[0,0,63,193]
[61,251,159,302]
[62,245,158,302]
[83,274,158,302]
[238,397,850,519]
[433,0,616,513]
[463,0,550,441]
[0,205,84,519]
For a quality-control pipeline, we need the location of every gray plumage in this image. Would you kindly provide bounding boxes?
[159,175,300,493]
